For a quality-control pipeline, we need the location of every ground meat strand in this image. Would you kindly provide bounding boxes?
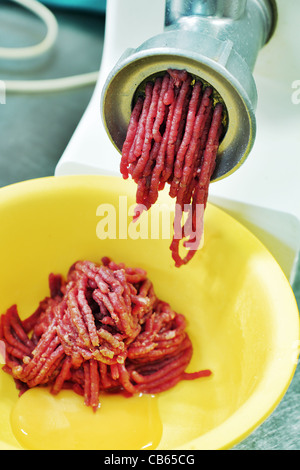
[0,258,211,411]
[120,97,144,179]
[121,69,224,267]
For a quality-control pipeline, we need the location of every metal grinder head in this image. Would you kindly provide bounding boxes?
[101,0,277,181]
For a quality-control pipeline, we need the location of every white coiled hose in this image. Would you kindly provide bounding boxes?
[0,0,99,92]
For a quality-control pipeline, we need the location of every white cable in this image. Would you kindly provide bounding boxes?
[4,71,99,92]
[0,0,100,92]
[0,0,58,60]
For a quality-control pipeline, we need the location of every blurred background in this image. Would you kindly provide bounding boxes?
[0,0,106,187]
[0,0,299,451]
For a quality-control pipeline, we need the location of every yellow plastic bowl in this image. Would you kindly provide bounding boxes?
[0,175,299,450]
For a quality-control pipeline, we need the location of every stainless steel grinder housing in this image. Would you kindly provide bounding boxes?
[101,0,277,181]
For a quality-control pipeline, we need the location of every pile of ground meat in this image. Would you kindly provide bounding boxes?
[0,257,211,411]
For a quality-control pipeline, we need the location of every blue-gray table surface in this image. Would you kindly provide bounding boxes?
[0,4,299,451]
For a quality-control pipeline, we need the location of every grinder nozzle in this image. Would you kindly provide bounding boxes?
[101,0,276,181]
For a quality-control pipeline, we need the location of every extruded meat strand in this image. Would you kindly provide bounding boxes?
[120,69,224,267]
